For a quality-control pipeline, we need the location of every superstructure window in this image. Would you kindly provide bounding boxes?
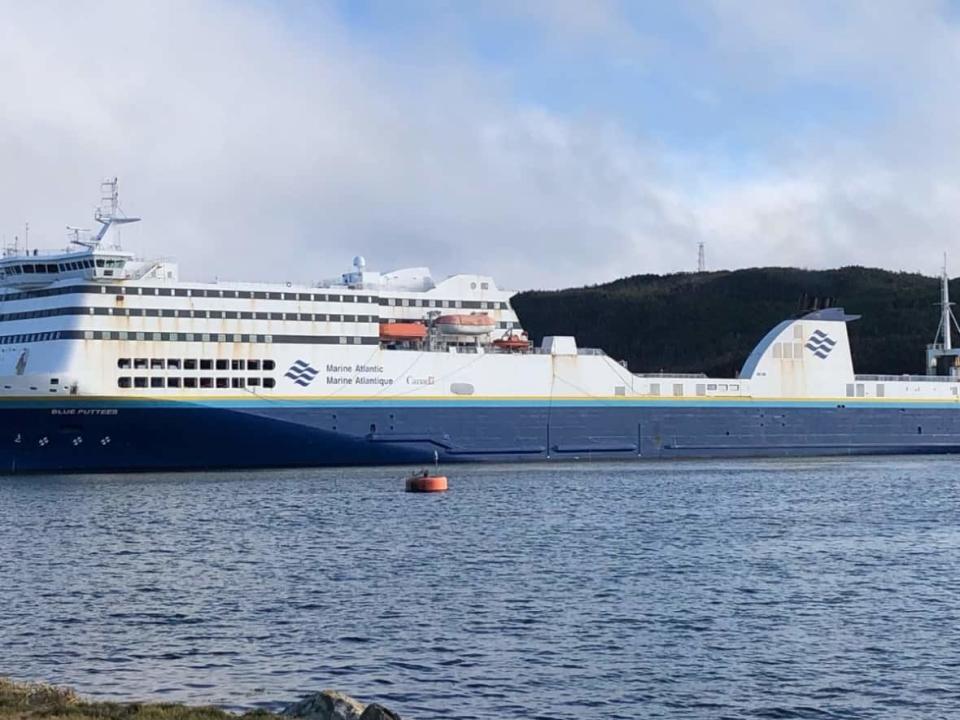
[134,358,148,369]
[248,360,261,371]
[167,377,181,388]
[167,359,181,370]
[248,378,261,387]
[264,378,276,388]
[231,360,245,370]
[200,359,213,370]
[150,359,164,369]
[263,360,276,371]
[118,358,131,369]
[231,378,245,388]
[118,377,132,388]
[200,378,213,388]
[184,359,197,370]
[216,378,229,388]
[150,377,164,388]
[184,377,197,388]
[134,377,148,388]
[215,359,228,370]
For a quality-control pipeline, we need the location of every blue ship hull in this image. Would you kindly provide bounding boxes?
[2,399,960,473]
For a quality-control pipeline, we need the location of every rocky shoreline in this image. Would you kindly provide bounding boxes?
[0,678,400,720]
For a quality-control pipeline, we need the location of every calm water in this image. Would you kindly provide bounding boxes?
[2,458,960,719]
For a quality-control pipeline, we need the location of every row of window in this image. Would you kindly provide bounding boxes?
[0,307,514,332]
[0,283,511,310]
[384,297,505,310]
[0,307,517,325]
[118,358,277,371]
[0,331,63,344]
[0,257,126,276]
[0,307,379,322]
[0,330,381,345]
[118,376,277,389]
[647,382,741,397]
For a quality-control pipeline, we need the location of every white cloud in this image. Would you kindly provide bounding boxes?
[0,0,679,289]
[2,1,960,292]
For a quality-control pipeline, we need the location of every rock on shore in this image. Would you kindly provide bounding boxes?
[282,690,400,720]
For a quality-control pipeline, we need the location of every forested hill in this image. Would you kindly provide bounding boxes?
[511,267,952,378]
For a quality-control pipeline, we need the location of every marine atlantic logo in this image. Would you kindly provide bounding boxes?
[804,329,837,359]
[284,359,320,387]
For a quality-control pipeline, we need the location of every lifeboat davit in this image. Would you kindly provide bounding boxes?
[379,322,427,341]
[434,313,496,335]
[493,331,531,351]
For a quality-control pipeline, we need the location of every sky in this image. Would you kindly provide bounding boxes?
[2,0,960,290]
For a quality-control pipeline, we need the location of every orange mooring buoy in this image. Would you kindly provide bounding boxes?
[405,472,448,493]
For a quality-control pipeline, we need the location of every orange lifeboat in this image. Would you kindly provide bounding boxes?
[379,322,427,341]
[493,331,531,351]
[434,313,496,335]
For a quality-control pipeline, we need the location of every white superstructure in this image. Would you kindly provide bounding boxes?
[0,179,958,407]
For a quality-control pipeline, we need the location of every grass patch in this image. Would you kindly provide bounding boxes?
[0,679,280,720]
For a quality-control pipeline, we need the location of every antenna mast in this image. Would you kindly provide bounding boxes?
[941,253,953,351]
[928,253,960,375]
[92,177,140,245]
[697,242,706,273]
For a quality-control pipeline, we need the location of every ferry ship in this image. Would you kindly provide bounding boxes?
[3,179,960,474]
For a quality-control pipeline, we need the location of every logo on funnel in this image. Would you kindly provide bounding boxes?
[805,329,837,359]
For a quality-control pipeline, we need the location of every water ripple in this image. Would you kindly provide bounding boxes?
[1,457,960,718]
